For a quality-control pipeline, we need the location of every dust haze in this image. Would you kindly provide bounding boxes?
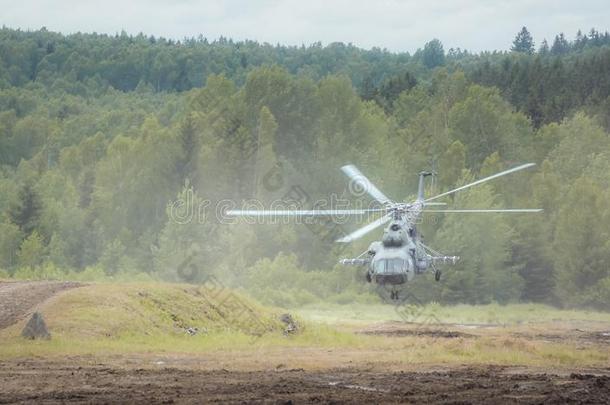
[1,4,610,402]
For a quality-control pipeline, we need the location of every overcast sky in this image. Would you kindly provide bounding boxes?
[1,0,608,53]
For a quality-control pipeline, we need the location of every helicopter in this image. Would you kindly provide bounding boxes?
[227,163,542,300]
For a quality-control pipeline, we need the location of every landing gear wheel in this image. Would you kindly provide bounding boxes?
[435,268,442,282]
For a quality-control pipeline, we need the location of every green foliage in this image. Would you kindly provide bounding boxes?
[154,184,219,283]
[464,45,610,128]
[512,27,535,54]
[7,182,42,236]
[99,238,126,275]
[374,71,417,110]
[439,141,466,188]
[421,39,446,69]
[16,231,45,269]
[0,221,23,269]
[433,174,522,304]
[551,33,570,55]
[553,179,610,309]
[585,277,610,309]
[0,26,609,310]
[448,85,531,167]
[245,253,375,307]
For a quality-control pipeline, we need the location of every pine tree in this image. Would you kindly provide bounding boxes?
[177,113,198,181]
[511,27,535,54]
[574,29,588,50]
[377,71,417,109]
[360,76,377,101]
[8,183,42,236]
[538,39,549,55]
[551,33,570,55]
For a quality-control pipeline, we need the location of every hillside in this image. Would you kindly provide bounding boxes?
[0,281,287,346]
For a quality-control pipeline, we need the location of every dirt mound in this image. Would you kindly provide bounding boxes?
[0,281,82,329]
[0,283,284,340]
[357,321,474,339]
[1,361,609,403]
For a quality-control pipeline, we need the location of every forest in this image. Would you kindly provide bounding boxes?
[1,26,609,309]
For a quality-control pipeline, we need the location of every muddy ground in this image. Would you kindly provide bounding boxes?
[1,281,610,404]
[357,320,610,346]
[1,360,609,404]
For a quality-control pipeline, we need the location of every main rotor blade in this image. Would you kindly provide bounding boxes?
[336,214,392,243]
[425,163,536,203]
[226,209,384,217]
[423,209,543,213]
[341,165,393,205]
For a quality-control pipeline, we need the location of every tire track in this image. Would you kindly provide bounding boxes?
[0,281,81,329]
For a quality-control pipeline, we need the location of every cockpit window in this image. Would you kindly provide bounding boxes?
[374,258,406,273]
[374,260,386,273]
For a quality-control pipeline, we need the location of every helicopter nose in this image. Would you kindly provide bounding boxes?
[375,274,408,285]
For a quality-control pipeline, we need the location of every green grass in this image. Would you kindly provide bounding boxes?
[2,332,607,369]
[295,302,610,326]
[1,282,609,369]
[1,282,284,337]
[0,282,363,359]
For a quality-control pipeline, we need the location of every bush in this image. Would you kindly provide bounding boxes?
[12,263,66,280]
[579,277,610,311]
[243,253,378,308]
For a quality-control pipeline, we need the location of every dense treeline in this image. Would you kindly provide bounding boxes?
[0,27,609,310]
[462,46,610,128]
[367,28,610,129]
[0,26,411,92]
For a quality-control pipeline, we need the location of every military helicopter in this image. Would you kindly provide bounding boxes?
[227,163,541,299]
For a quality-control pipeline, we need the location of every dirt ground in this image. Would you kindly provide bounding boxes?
[0,280,81,329]
[0,360,609,404]
[357,320,610,346]
[1,281,610,404]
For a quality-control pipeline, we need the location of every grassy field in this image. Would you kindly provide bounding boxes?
[1,282,609,370]
[295,301,610,325]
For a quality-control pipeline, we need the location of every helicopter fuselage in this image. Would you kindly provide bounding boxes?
[365,215,430,286]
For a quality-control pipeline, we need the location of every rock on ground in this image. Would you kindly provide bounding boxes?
[21,312,51,340]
